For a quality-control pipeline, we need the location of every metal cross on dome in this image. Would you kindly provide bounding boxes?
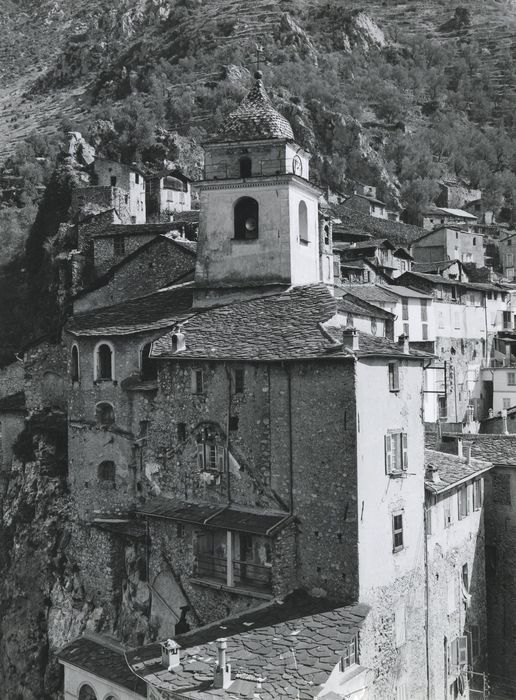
[255,43,264,72]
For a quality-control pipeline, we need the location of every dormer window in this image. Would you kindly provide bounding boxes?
[234,197,259,240]
[239,156,252,178]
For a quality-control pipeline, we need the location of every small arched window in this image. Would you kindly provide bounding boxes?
[95,402,115,427]
[324,224,330,247]
[71,344,80,382]
[98,461,116,482]
[78,685,97,700]
[234,197,259,240]
[95,342,114,381]
[239,156,252,178]
[141,342,157,381]
[299,201,308,244]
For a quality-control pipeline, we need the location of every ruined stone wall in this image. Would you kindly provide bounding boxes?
[0,361,23,398]
[74,238,195,313]
[24,340,68,414]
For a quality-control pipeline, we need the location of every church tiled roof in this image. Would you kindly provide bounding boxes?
[215,71,294,143]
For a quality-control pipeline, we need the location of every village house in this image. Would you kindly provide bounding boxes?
[344,184,388,220]
[420,207,478,233]
[436,178,482,212]
[412,226,485,268]
[480,330,516,413]
[92,157,146,225]
[499,232,516,281]
[395,271,510,423]
[333,238,413,279]
[145,169,192,222]
[425,447,491,699]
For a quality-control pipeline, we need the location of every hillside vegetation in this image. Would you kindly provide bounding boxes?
[3,0,516,362]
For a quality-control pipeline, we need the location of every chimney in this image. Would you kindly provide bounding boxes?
[398,333,409,354]
[426,464,441,484]
[213,638,231,690]
[501,409,509,435]
[160,639,181,671]
[457,437,463,459]
[343,327,359,352]
[465,443,472,465]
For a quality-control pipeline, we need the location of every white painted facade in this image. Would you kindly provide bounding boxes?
[94,158,146,224]
[61,662,144,700]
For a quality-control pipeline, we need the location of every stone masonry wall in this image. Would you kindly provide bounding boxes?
[74,237,195,313]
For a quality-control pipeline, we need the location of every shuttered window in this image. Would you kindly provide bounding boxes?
[388,362,400,392]
[385,432,408,474]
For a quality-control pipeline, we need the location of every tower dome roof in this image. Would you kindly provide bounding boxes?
[215,72,294,143]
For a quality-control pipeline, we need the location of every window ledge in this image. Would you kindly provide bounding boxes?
[389,471,408,479]
[231,238,259,243]
[190,577,273,600]
[299,239,309,246]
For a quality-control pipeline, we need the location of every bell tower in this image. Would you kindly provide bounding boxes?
[194,71,327,307]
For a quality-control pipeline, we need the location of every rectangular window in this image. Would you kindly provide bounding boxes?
[197,442,226,471]
[177,422,186,442]
[507,253,514,267]
[444,499,452,528]
[422,323,428,340]
[402,299,409,321]
[385,432,408,474]
[114,236,125,257]
[392,513,404,552]
[403,322,409,337]
[473,479,483,510]
[421,299,428,322]
[340,635,358,671]
[470,625,480,661]
[458,486,469,520]
[135,172,140,183]
[177,523,185,538]
[229,415,239,431]
[503,398,512,409]
[462,563,469,593]
[234,368,245,394]
[503,311,512,328]
[451,286,457,301]
[192,369,204,394]
[508,372,516,385]
[388,362,400,392]
[110,175,117,186]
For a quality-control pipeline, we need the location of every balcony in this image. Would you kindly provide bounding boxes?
[194,552,272,594]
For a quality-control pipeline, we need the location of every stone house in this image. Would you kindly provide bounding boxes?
[436,178,482,211]
[73,234,196,313]
[499,233,516,281]
[420,208,478,233]
[413,226,485,268]
[345,189,388,220]
[145,169,192,222]
[425,448,491,699]
[395,271,510,422]
[92,157,146,225]
[334,238,413,279]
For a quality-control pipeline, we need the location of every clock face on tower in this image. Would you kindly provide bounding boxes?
[292,155,303,177]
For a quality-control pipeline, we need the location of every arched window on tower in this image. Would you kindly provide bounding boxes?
[239,156,252,178]
[299,200,308,244]
[95,342,114,381]
[141,342,158,381]
[78,685,97,700]
[71,344,80,382]
[234,197,259,240]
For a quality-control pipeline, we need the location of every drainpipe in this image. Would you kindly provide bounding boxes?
[287,364,294,514]
[224,363,232,504]
[423,501,431,700]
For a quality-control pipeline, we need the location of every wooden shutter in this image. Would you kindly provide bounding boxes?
[385,434,393,474]
[458,636,468,666]
[197,443,204,469]
[402,434,408,471]
[450,638,458,670]
[216,445,225,472]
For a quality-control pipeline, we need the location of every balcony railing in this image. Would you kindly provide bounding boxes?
[480,358,516,369]
[195,553,272,591]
